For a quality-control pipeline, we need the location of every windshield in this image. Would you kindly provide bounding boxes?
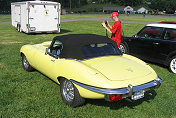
[82,43,118,58]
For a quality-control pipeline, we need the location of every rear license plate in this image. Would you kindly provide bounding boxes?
[131,90,144,100]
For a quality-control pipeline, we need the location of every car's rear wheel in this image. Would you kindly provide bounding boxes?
[22,55,35,72]
[168,56,176,74]
[120,42,129,54]
[60,79,85,107]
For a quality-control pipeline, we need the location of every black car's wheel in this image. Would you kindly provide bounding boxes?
[120,42,129,54]
[60,79,85,107]
[22,55,35,72]
[168,56,176,74]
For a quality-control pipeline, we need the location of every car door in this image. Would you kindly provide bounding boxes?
[152,28,176,64]
[127,26,154,58]
[129,26,164,62]
[35,40,63,82]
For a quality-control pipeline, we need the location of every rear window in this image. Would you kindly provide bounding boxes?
[82,43,118,58]
[164,28,176,41]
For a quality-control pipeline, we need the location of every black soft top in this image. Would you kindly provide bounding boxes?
[52,34,122,60]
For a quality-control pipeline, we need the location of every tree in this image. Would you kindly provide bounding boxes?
[149,0,176,13]
[117,0,143,6]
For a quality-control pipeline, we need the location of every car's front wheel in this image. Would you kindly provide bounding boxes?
[120,42,129,54]
[22,55,35,72]
[60,79,85,107]
[169,56,176,74]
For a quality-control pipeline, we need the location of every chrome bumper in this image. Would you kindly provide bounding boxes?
[70,77,162,95]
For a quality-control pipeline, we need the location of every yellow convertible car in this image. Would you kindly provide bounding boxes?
[20,34,162,107]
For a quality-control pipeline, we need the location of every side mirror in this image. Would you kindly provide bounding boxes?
[45,48,49,55]
[133,35,139,38]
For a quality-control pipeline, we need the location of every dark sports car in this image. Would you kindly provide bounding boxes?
[120,24,176,73]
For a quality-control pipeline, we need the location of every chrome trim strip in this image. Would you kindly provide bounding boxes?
[70,77,162,95]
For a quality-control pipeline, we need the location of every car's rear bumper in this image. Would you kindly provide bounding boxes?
[70,77,162,96]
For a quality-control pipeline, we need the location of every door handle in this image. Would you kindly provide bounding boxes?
[29,18,34,19]
[153,42,159,45]
[51,59,55,62]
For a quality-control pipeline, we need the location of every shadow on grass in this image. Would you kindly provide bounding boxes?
[29,70,158,109]
[144,59,167,68]
[86,90,157,110]
[25,29,71,35]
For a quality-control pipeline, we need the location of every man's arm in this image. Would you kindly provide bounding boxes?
[107,21,112,29]
[102,22,112,34]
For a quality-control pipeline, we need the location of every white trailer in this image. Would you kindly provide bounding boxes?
[11,1,61,33]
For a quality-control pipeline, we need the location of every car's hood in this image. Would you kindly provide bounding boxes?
[81,56,153,81]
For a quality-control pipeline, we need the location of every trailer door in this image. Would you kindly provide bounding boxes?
[14,5,21,24]
[29,4,59,32]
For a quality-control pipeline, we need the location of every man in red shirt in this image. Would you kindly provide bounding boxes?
[102,12,122,47]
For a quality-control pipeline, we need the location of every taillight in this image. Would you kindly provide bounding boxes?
[26,24,30,28]
[57,24,60,28]
[108,94,123,101]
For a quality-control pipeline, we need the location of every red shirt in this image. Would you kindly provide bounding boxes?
[110,20,122,47]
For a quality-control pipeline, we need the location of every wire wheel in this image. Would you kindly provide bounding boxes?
[62,80,75,102]
[22,55,35,72]
[23,56,29,69]
[60,79,85,107]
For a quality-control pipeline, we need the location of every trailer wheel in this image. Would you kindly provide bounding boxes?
[17,24,21,32]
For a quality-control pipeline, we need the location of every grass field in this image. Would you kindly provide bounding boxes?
[121,16,176,22]
[0,15,11,22]
[0,18,176,117]
[0,15,10,17]
[60,14,153,19]
[1,14,176,23]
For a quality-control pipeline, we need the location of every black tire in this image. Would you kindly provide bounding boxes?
[17,24,21,32]
[22,55,35,72]
[168,56,176,74]
[120,42,129,54]
[60,79,85,107]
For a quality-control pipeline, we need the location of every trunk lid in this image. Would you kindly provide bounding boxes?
[81,56,152,81]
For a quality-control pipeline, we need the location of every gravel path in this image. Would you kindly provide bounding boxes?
[0,22,11,24]
[60,17,156,24]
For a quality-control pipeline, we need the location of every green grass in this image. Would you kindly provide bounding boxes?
[121,16,176,22]
[1,14,176,22]
[0,14,145,21]
[0,18,11,22]
[60,14,155,20]
[0,15,10,17]
[0,20,176,118]
[0,15,11,22]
